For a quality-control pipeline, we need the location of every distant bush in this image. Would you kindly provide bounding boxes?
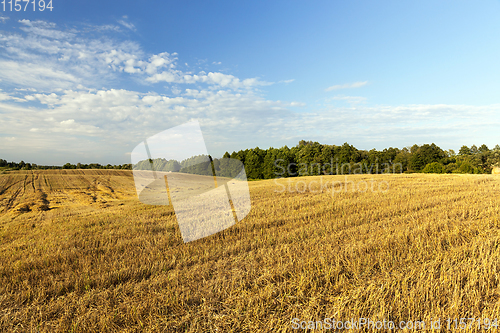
[458,161,479,174]
[422,162,445,174]
[445,162,457,174]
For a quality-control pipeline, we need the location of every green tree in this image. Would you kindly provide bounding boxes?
[479,144,489,153]
[459,145,471,155]
[262,148,279,179]
[296,144,314,175]
[277,146,295,177]
[320,145,335,174]
[409,143,445,172]
[393,148,410,173]
[339,142,354,164]
[245,149,264,179]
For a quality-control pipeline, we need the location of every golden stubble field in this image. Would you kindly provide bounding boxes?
[1,170,500,332]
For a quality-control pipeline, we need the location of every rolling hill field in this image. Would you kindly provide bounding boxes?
[1,170,500,332]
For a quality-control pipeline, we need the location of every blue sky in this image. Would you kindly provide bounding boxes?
[1,0,500,165]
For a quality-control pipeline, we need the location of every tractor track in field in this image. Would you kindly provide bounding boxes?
[60,175,112,206]
[3,187,22,213]
[89,178,97,202]
[72,175,97,202]
[0,180,22,196]
[0,170,129,215]
[0,172,53,214]
[0,176,25,213]
[21,174,29,197]
[59,172,69,191]
[31,172,37,192]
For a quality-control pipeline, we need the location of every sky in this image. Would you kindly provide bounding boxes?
[1,0,500,165]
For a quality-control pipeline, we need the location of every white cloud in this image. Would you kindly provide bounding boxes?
[0,24,148,90]
[325,81,368,91]
[146,70,273,89]
[0,20,274,94]
[55,119,103,135]
[0,16,8,23]
[0,86,295,159]
[0,60,78,90]
[117,18,136,32]
[19,19,75,39]
[90,24,122,32]
[0,89,29,102]
[327,95,367,103]
[0,91,13,101]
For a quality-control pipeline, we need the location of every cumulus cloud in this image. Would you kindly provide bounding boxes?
[325,81,368,91]
[0,16,8,23]
[146,69,273,89]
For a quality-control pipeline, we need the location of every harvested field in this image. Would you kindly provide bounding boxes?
[1,170,500,332]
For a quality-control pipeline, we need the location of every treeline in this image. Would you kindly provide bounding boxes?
[225,141,500,179]
[133,141,500,179]
[3,141,500,178]
[133,155,203,173]
[0,159,132,171]
[133,155,244,178]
